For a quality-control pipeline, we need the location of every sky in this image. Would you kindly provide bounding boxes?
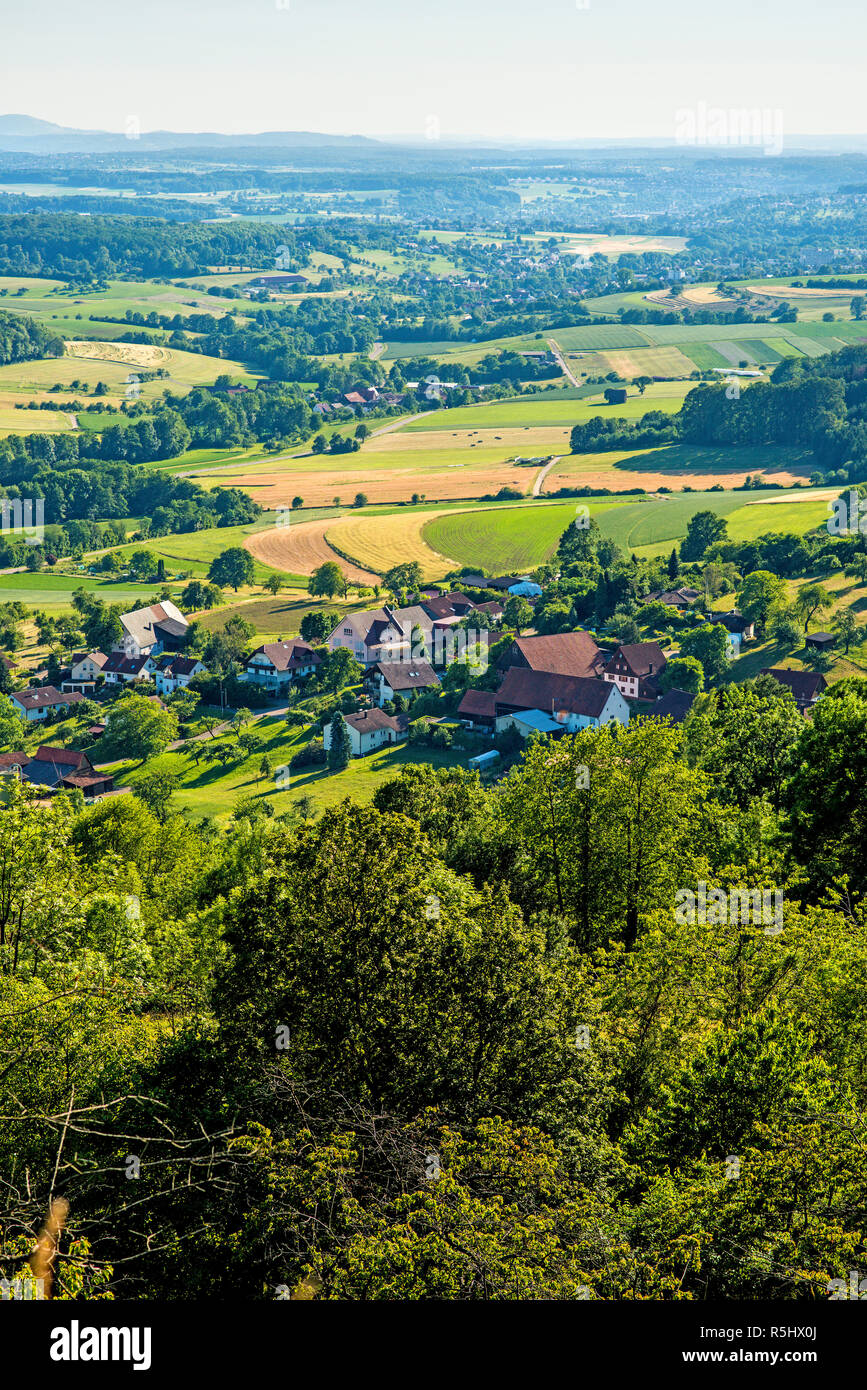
[1,0,865,142]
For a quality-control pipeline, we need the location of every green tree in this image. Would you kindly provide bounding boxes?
[678,624,730,688]
[796,583,831,633]
[308,562,345,600]
[103,694,178,765]
[680,511,728,562]
[657,655,704,695]
[737,571,787,636]
[503,596,533,634]
[208,548,255,592]
[132,770,180,823]
[328,710,352,771]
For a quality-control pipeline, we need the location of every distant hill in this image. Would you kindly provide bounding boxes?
[0,115,379,152]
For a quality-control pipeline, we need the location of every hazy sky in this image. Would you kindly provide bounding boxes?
[2,0,866,140]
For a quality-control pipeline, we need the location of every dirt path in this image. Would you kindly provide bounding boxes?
[245,518,380,584]
[368,411,429,437]
[547,337,580,388]
[532,456,562,497]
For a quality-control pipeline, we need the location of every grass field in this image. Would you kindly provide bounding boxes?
[397,383,693,434]
[0,570,186,612]
[0,406,76,433]
[421,500,623,573]
[594,488,833,556]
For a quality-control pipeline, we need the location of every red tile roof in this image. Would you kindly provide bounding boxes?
[508,632,603,678]
[496,668,616,719]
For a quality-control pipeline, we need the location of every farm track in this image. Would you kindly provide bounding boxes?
[547,338,580,387]
[532,456,562,497]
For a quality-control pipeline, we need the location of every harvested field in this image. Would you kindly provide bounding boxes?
[326,510,457,580]
[66,340,173,369]
[746,284,856,298]
[596,345,697,378]
[202,458,534,508]
[245,519,379,583]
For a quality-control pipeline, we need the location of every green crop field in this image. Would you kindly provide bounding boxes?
[422,499,626,572]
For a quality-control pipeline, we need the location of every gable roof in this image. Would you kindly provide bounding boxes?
[495,668,617,719]
[373,661,440,691]
[154,655,205,678]
[709,611,753,634]
[457,688,498,719]
[119,601,188,649]
[344,708,405,735]
[30,746,90,768]
[651,689,697,724]
[104,652,153,677]
[760,668,827,701]
[422,592,476,620]
[641,587,701,607]
[71,650,108,670]
[508,632,603,678]
[606,642,667,678]
[245,640,320,673]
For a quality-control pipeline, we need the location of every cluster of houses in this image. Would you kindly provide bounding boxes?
[11,601,197,722]
[312,383,407,418]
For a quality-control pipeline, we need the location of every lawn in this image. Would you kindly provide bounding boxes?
[108,718,465,823]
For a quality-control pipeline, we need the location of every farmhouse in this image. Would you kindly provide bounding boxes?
[421,592,477,621]
[502,631,604,679]
[115,601,189,659]
[241,640,321,693]
[760,668,827,712]
[709,611,756,641]
[323,708,409,758]
[494,668,629,735]
[367,661,440,706]
[10,687,85,722]
[602,642,667,700]
[153,655,206,697]
[62,651,108,695]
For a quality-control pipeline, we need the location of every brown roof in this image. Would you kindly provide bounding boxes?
[457,688,497,719]
[12,685,84,710]
[423,593,476,620]
[62,772,112,789]
[508,632,603,678]
[0,751,29,768]
[495,668,616,719]
[606,642,667,678]
[760,668,827,702]
[246,640,320,673]
[373,661,440,691]
[31,746,90,769]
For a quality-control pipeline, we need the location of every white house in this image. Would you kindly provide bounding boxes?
[323,708,408,758]
[326,605,432,667]
[153,655,206,697]
[62,651,108,695]
[494,668,630,735]
[10,686,85,722]
[240,640,321,693]
[102,653,157,686]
